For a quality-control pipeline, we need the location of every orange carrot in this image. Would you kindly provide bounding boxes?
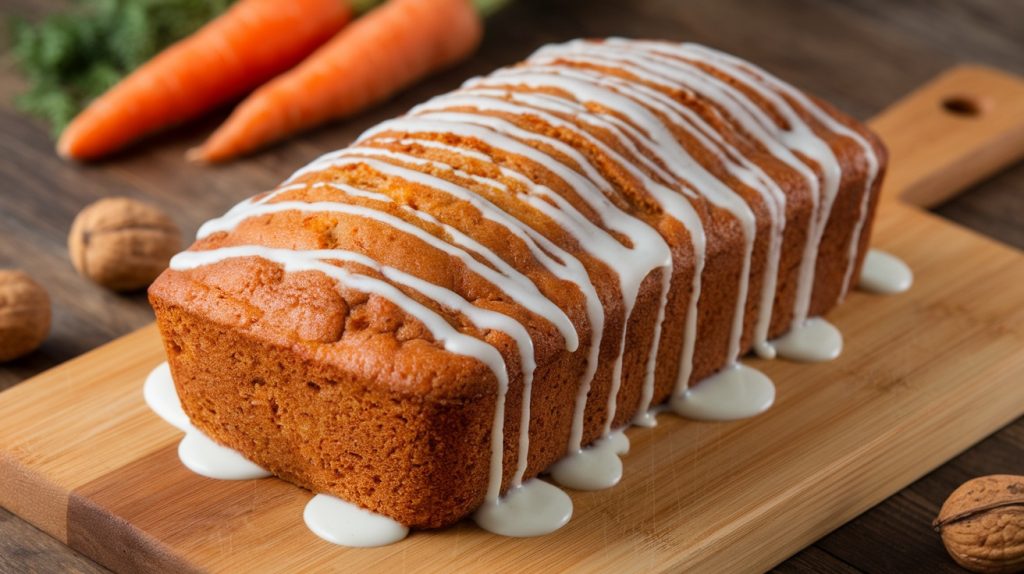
[57,0,354,161]
[190,0,483,163]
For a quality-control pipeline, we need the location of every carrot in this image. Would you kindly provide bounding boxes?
[189,0,483,163]
[57,0,354,161]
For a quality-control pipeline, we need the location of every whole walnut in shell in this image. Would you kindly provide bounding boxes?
[0,270,51,362]
[69,198,182,292]
[934,474,1024,573]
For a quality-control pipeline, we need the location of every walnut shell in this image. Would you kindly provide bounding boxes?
[68,198,182,292]
[0,270,51,362]
[934,474,1024,574]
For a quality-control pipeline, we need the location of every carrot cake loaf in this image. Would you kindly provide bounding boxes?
[149,38,886,535]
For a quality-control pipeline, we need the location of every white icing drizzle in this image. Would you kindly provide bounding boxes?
[178,432,272,480]
[150,39,894,544]
[549,429,629,491]
[304,494,409,547]
[472,478,573,537]
[768,317,843,363]
[670,363,775,421]
[858,249,913,294]
[143,361,191,432]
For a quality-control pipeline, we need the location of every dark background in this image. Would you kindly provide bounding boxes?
[1,0,1022,571]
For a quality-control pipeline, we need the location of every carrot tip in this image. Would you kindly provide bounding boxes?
[185,146,209,164]
[55,136,74,160]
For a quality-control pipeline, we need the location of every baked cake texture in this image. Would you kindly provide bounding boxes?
[149,39,887,528]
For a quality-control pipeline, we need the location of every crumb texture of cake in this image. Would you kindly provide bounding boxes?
[149,38,886,529]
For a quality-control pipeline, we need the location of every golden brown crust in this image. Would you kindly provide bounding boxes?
[149,41,887,528]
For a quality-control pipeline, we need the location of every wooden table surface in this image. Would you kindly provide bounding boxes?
[1,0,1021,572]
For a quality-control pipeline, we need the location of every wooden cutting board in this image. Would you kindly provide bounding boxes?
[2,66,1024,574]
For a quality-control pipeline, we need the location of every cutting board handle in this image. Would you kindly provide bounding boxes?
[869,65,1024,208]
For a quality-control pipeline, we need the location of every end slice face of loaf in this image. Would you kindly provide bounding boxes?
[149,39,887,528]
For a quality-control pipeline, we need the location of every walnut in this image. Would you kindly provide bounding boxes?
[934,474,1024,573]
[68,198,182,292]
[0,270,51,362]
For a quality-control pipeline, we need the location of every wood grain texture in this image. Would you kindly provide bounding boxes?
[871,65,1024,208]
[1,0,1022,572]
[0,197,1022,573]
[0,503,106,574]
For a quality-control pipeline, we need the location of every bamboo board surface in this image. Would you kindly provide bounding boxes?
[1,66,1023,574]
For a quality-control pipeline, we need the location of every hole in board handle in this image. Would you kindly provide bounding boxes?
[941,96,985,117]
